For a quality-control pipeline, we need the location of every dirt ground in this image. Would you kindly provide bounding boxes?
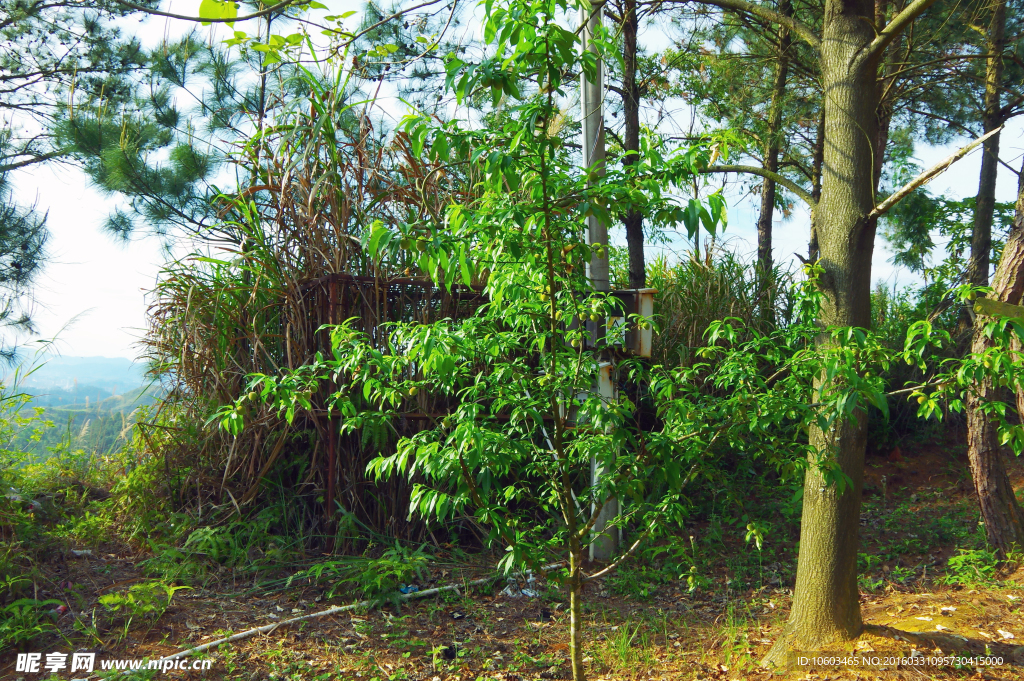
[4,443,1024,681]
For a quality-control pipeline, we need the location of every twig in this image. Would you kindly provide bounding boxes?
[114,0,301,24]
[159,562,565,661]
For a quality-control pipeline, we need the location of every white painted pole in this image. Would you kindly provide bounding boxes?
[580,2,617,561]
[581,3,609,293]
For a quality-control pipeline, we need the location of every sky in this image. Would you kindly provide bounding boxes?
[8,2,1024,361]
[700,119,1024,292]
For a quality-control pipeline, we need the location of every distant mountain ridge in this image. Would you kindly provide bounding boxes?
[12,356,148,393]
[3,356,157,410]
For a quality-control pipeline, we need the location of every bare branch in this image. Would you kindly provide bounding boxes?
[703,164,817,209]
[868,126,1002,221]
[0,150,66,174]
[113,0,302,24]
[682,0,820,51]
[860,0,943,66]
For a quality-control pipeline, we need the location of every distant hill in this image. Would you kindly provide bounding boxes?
[4,356,164,455]
[3,355,156,409]
[12,356,149,393]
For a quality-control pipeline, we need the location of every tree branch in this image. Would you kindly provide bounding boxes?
[868,126,1002,221]
[0,150,66,174]
[687,0,820,51]
[860,0,942,66]
[703,164,817,209]
[113,0,301,24]
[997,92,1024,119]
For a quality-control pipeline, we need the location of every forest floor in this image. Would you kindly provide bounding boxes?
[4,439,1024,681]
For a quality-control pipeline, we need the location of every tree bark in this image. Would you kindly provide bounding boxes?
[755,0,792,319]
[622,0,645,288]
[764,0,886,665]
[808,105,825,262]
[569,540,586,681]
[968,0,1007,289]
[966,155,1024,557]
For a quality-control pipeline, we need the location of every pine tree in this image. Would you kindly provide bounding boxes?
[0,0,153,355]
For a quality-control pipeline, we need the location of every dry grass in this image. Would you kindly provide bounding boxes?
[140,64,478,547]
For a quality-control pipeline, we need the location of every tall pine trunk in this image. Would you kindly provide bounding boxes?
[764,0,884,664]
[622,0,645,288]
[755,0,791,321]
[966,156,1024,557]
[968,0,1007,289]
[808,105,825,262]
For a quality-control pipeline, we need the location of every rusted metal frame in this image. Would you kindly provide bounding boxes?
[326,279,339,537]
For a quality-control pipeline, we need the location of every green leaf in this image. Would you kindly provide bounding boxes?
[459,245,473,286]
[367,222,392,259]
[199,0,238,24]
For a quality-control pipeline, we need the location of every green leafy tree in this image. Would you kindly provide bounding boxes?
[210,1,1000,678]
[210,1,733,678]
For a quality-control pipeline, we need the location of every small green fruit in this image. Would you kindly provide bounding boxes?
[409,386,419,397]
[916,395,927,404]
[590,314,598,322]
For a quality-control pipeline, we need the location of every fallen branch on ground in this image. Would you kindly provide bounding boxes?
[160,561,565,661]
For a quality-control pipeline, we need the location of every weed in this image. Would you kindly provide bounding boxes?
[719,602,755,671]
[859,574,885,592]
[138,542,205,582]
[941,547,1000,586]
[604,564,672,601]
[615,620,655,671]
[0,581,61,650]
[55,509,114,545]
[295,542,431,606]
[98,580,189,641]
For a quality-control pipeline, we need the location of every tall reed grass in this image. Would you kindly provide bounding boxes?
[648,245,794,367]
[141,61,471,550]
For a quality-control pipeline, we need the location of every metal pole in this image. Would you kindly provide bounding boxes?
[581,2,617,561]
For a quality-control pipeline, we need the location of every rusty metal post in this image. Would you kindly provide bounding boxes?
[326,280,338,548]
